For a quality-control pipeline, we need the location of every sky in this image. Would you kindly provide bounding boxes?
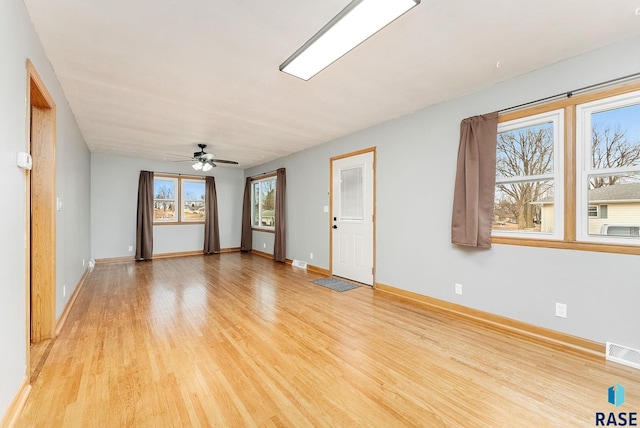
[154,179,205,200]
[592,103,640,145]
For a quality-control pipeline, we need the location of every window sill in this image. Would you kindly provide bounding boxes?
[153,221,205,226]
[252,227,275,234]
[491,236,640,255]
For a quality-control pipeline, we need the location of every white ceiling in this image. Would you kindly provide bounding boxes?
[23,0,640,168]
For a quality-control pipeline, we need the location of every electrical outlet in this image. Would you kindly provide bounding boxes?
[555,303,567,318]
[310,252,314,260]
[63,285,66,298]
[455,283,463,295]
[128,245,133,252]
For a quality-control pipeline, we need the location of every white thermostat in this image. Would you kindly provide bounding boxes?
[16,152,32,170]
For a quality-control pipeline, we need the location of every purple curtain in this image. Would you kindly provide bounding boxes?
[204,176,220,254]
[451,112,499,248]
[240,177,252,252]
[135,170,154,260]
[273,168,286,262]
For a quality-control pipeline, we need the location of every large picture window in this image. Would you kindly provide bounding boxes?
[252,175,276,229]
[492,83,640,254]
[153,175,206,224]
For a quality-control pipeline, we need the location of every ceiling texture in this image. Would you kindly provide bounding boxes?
[23,0,640,168]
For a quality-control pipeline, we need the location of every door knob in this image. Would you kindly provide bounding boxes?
[332,225,338,229]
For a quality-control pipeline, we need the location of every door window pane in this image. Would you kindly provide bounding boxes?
[340,167,364,221]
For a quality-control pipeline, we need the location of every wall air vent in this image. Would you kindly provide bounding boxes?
[291,260,308,270]
[606,342,640,370]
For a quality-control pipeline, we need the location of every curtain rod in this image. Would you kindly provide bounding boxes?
[248,169,279,179]
[498,71,640,113]
[153,171,211,178]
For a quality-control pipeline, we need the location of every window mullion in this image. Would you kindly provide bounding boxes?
[565,105,576,242]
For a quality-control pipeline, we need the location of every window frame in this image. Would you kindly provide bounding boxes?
[153,175,179,224]
[251,174,277,232]
[491,81,640,255]
[492,109,564,241]
[576,89,640,246]
[153,174,206,225]
[180,178,206,223]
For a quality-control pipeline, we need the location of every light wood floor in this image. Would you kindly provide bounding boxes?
[17,253,640,427]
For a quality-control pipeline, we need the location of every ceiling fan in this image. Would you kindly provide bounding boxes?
[173,144,238,172]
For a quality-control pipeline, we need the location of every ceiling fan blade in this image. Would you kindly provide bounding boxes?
[210,159,239,165]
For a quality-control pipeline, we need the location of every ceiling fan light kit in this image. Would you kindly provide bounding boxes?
[185,143,238,171]
[279,0,420,81]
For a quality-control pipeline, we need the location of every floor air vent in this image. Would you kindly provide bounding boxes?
[291,260,308,269]
[606,342,640,370]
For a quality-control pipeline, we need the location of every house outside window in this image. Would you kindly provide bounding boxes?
[252,175,276,229]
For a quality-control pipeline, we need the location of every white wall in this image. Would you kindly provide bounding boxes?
[0,0,91,418]
[246,36,640,350]
[91,153,244,258]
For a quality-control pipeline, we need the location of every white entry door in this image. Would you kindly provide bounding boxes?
[331,151,374,285]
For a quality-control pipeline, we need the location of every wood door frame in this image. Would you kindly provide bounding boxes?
[329,147,376,286]
[25,60,56,363]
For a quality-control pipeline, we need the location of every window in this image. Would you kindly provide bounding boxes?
[493,110,563,239]
[252,175,276,229]
[577,90,640,245]
[599,204,608,219]
[154,177,178,222]
[153,175,205,224]
[492,84,640,254]
[182,179,206,222]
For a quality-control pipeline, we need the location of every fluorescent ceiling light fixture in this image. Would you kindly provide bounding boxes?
[280,0,420,81]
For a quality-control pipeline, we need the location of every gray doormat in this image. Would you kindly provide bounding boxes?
[312,277,360,292]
